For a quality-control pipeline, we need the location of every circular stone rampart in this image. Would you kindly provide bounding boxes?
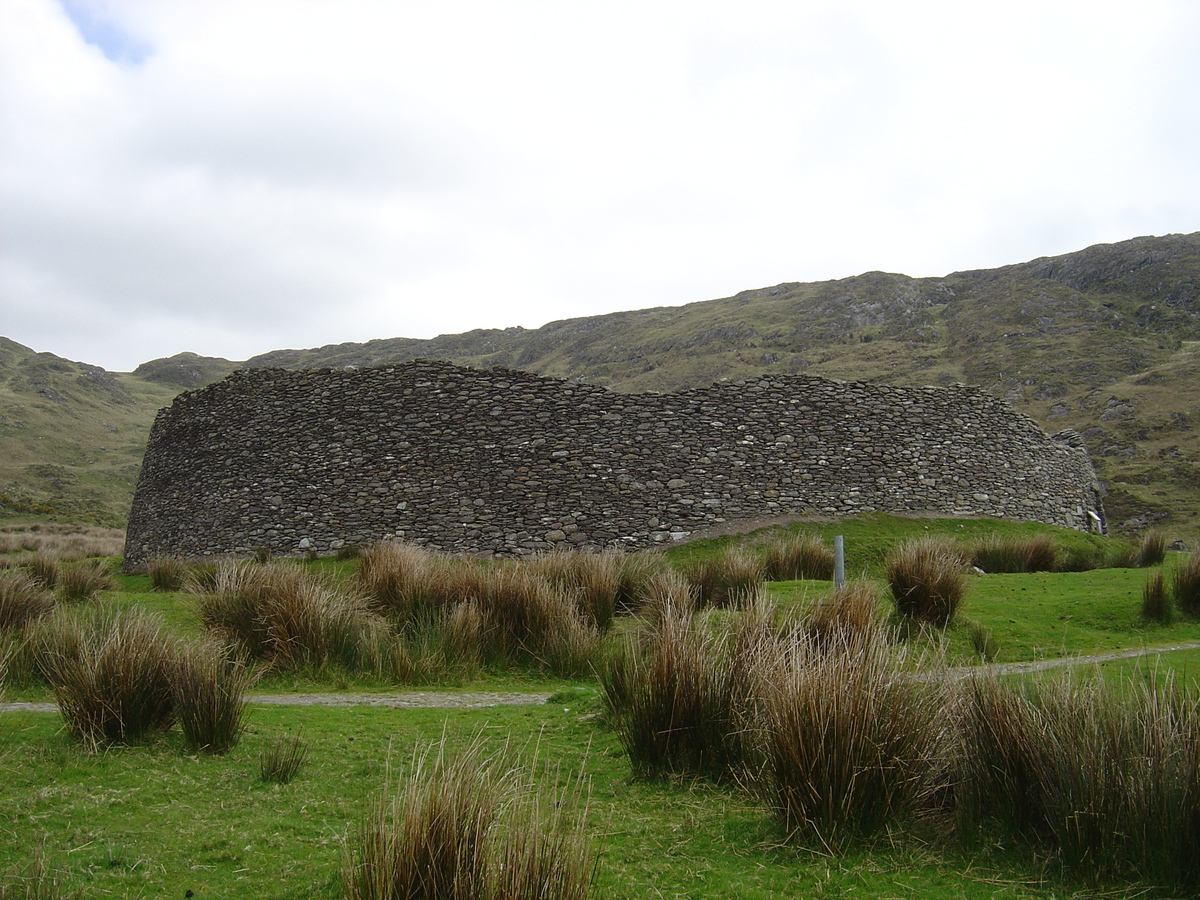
[123,360,1104,565]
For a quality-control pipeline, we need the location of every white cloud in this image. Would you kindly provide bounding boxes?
[1,0,1197,370]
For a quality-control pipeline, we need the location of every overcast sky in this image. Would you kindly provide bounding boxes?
[2,0,1198,372]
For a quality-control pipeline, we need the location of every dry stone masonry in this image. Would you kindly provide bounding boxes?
[123,360,1104,565]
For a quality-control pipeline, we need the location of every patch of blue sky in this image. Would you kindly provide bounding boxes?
[58,0,151,65]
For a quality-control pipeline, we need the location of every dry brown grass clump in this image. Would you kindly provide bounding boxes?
[146,557,188,592]
[343,737,592,900]
[198,562,386,674]
[762,533,834,581]
[602,598,771,781]
[56,559,115,602]
[27,553,60,590]
[173,640,258,754]
[0,571,55,633]
[358,543,608,678]
[802,581,884,648]
[36,605,178,749]
[683,546,764,608]
[969,534,1062,573]
[1142,570,1173,624]
[529,550,621,630]
[1172,548,1200,617]
[761,633,947,851]
[885,538,968,627]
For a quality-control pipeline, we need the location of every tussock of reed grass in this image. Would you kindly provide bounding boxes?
[612,551,669,614]
[969,534,1061,573]
[1136,530,1169,567]
[1038,674,1200,888]
[55,559,115,603]
[27,554,59,590]
[182,562,221,595]
[199,562,386,674]
[146,557,187,592]
[1142,570,1173,624]
[1172,548,1200,617]
[683,547,764,608]
[802,581,883,648]
[761,634,945,851]
[474,564,599,675]
[602,600,766,780]
[633,569,696,625]
[953,675,1047,841]
[1105,543,1141,569]
[173,641,257,754]
[762,533,834,581]
[530,551,621,630]
[342,736,591,900]
[952,672,1200,891]
[36,605,177,749]
[885,538,967,627]
[0,572,54,633]
[260,732,308,784]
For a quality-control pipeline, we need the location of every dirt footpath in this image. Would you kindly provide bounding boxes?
[5,642,1200,715]
[0,691,555,714]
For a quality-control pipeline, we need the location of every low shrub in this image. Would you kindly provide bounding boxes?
[970,534,1061,573]
[0,572,54,632]
[146,557,187,592]
[36,605,177,748]
[342,737,592,900]
[1142,570,1173,624]
[173,641,257,754]
[683,546,764,608]
[56,559,115,603]
[1172,549,1200,617]
[762,533,834,581]
[260,732,308,784]
[885,538,968,627]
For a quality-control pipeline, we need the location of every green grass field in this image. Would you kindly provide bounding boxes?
[3,517,1199,898]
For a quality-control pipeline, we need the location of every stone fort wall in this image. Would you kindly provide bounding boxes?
[123,360,1104,565]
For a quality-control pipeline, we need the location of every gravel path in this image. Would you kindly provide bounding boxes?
[942,641,1200,678]
[5,642,1199,715]
[0,690,555,714]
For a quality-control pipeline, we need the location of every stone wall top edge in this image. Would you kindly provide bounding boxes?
[170,359,1000,409]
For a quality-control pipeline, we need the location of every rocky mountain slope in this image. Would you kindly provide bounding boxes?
[4,232,1198,538]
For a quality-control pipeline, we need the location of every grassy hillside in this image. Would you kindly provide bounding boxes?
[0,338,179,526]
[4,232,1199,538]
